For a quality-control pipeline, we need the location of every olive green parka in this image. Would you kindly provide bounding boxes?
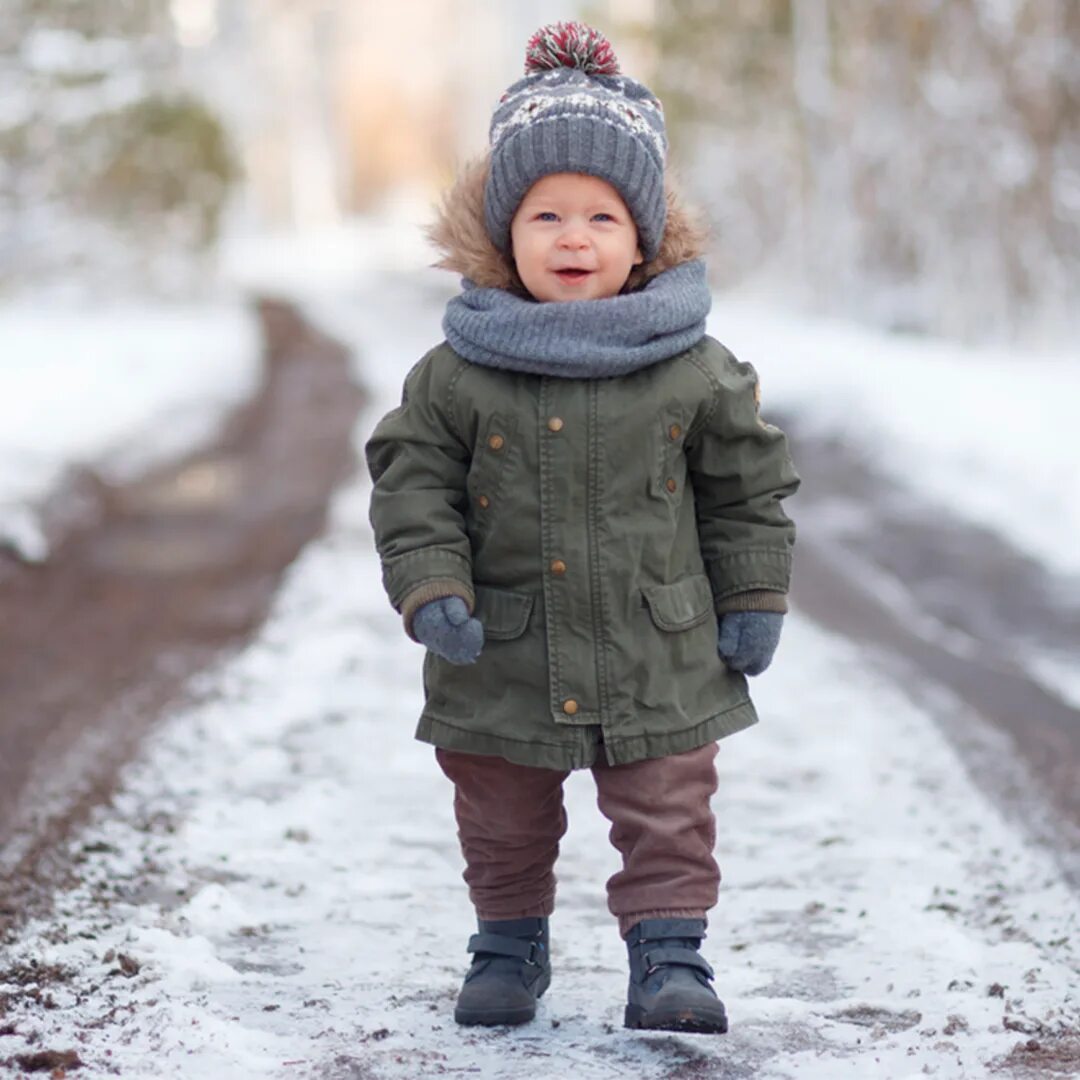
[366,160,799,770]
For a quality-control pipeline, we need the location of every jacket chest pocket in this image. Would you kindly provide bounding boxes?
[648,403,691,501]
[466,413,517,533]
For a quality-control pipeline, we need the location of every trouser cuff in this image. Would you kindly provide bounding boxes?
[475,898,556,921]
[618,909,709,939]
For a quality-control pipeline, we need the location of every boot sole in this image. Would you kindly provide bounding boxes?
[624,1002,729,1034]
[454,1002,538,1026]
[454,971,551,1027]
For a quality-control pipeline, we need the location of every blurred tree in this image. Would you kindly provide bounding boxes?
[0,0,237,295]
[73,95,236,246]
[605,0,800,295]
[609,0,1080,345]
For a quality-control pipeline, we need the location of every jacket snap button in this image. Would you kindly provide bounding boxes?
[669,423,682,440]
[550,559,567,575]
[487,434,505,451]
[477,495,490,509]
[547,417,564,432]
[665,477,677,493]
[562,699,579,716]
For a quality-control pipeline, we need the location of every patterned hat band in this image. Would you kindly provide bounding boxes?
[483,23,668,262]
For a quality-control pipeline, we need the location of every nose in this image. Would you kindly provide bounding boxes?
[557,222,589,249]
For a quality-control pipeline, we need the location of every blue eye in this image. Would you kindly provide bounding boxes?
[592,213,615,222]
[537,211,558,222]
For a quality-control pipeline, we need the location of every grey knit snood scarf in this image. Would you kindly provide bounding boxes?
[442,260,711,379]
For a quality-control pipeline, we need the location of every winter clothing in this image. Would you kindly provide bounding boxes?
[411,596,484,665]
[436,744,720,930]
[443,259,711,378]
[366,330,798,770]
[718,610,785,676]
[366,21,798,1030]
[455,916,551,1026]
[623,918,728,1032]
[484,22,668,261]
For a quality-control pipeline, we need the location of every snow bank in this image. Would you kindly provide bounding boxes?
[0,300,260,560]
[710,300,1080,579]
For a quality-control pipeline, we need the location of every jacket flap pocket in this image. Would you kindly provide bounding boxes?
[642,574,713,632]
[474,585,534,640]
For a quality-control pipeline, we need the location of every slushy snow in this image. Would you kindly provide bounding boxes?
[1,260,1077,1078]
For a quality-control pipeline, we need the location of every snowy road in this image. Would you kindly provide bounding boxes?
[0,300,363,917]
[786,427,1080,884]
[2,276,1078,1078]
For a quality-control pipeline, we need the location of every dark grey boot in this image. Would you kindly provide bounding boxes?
[454,917,551,1026]
[623,918,728,1033]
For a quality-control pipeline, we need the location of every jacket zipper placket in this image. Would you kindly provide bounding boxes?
[586,378,613,754]
[538,375,569,730]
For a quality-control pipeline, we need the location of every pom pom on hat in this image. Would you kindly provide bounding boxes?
[524,21,620,76]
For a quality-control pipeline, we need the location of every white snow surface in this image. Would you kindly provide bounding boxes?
[0,299,260,560]
[708,300,1080,579]
[3,266,1077,1078]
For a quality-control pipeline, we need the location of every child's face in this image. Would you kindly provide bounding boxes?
[509,173,644,302]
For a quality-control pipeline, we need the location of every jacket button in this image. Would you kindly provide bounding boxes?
[665,477,678,493]
[477,495,490,509]
[669,423,682,440]
[550,559,567,575]
[487,434,505,451]
[547,417,564,432]
[562,698,579,715]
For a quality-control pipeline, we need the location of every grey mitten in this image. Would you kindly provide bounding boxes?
[412,596,484,665]
[718,611,784,676]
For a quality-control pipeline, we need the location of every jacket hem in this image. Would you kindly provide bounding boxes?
[415,697,758,771]
[601,700,758,766]
[416,715,600,770]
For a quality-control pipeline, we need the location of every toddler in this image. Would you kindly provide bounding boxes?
[366,21,799,1033]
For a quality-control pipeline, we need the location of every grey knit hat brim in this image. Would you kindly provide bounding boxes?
[484,117,667,262]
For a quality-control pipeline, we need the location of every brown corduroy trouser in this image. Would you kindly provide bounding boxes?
[435,742,721,938]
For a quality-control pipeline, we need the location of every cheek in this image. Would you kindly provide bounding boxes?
[614,237,639,267]
[512,234,543,273]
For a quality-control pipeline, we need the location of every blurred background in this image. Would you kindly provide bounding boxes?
[3,10,1080,1067]
[3,0,1078,345]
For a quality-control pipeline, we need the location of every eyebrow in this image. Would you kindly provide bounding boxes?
[523,198,625,212]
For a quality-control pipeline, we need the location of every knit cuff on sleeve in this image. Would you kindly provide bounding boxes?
[714,589,788,615]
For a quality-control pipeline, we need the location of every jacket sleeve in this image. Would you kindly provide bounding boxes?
[685,343,799,614]
[365,348,475,637]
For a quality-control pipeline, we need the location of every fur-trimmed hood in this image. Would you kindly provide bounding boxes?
[426,154,709,299]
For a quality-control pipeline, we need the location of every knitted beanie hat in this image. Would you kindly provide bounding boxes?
[483,21,668,262]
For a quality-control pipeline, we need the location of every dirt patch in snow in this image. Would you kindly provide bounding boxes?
[0,298,364,943]
[992,1034,1080,1078]
[1,1048,83,1074]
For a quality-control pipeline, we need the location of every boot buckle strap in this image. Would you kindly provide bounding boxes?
[642,946,715,980]
[467,932,541,964]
